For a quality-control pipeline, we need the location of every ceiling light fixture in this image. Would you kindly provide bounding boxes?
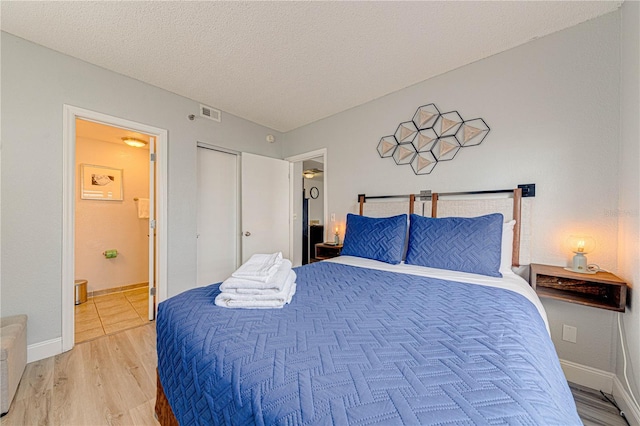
[122,137,148,148]
[303,172,315,179]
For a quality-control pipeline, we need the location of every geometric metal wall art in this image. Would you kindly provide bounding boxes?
[377,103,490,175]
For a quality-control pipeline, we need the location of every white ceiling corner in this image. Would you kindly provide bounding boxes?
[1,1,621,132]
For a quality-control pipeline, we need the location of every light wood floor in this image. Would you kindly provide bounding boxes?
[570,382,629,426]
[1,321,629,425]
[75,288,150,343]
[1,323,158,426]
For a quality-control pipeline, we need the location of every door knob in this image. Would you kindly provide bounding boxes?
[244,231,251,236]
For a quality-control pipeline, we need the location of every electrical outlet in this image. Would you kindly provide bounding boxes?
[331,213,336,222]
[293,213,297,220]
[562,325,577,343]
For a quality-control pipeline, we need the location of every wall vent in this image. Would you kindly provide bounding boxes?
[200,104,221,122]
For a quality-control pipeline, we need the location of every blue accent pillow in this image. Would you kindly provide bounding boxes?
[405,213,503,277]
[341,213,408,264]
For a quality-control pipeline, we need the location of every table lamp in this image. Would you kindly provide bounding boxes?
[565,235,596,274]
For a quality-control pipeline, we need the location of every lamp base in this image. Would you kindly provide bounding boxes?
[563,267,597,275]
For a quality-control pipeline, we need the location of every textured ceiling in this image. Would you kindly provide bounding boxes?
[1,1,621,132]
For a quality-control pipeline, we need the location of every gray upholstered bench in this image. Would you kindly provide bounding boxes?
[1,315,27,415]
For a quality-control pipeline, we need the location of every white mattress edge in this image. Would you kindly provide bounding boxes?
[324,255,550,333]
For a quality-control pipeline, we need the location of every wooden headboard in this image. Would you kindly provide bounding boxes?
[357,187,532,267]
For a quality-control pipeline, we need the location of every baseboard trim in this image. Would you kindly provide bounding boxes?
[560,359,640,424]
[613,376,640,426]
[560,359,615,393]
[27,337,62,363]
[88,282,149,298]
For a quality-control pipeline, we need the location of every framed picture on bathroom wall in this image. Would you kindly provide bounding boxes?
[80,164,123,201]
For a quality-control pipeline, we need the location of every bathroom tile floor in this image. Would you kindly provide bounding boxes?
[75,287,152,344]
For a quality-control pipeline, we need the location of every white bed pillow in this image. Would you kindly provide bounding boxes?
[501,220,516,273]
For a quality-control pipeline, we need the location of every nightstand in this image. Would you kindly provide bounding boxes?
[530,263,627,312]
[314,243,343,261]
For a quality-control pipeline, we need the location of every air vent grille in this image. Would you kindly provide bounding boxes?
[200,104,221,122]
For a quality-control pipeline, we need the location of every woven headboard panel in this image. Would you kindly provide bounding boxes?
[360,201,414,218]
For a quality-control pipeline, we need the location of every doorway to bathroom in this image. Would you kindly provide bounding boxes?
[62,105,168,352]
[73,119,155,343]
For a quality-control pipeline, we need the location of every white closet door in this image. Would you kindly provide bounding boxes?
[241,153,290,262]
[197,147,239,286]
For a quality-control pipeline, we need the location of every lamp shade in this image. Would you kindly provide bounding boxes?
[566,235,596,254]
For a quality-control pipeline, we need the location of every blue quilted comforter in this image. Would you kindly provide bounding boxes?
[157,262,580,425]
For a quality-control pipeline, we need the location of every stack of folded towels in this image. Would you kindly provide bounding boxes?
[215,252,297,309]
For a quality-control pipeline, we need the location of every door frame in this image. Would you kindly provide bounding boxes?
[196,142,242,282]
[62,105,168,352]
[284,148,328,262]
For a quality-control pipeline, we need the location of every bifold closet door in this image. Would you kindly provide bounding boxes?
[197,147,239,286]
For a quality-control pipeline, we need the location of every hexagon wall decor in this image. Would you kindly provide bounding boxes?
[412,129,438,153]
[432,136,461,161]
[434,111,463,137]
[412,104,440,130]
[456,118,490,147]
[411,151,437,175]
[392,142,417,165]
[394,121,418,143]
[377,103,490,175]
[377,136,398,158]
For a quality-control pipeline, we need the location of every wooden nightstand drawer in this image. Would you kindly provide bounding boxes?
[530,264,627,312]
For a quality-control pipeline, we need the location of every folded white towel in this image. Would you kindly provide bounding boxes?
[222,271,296,298]
[214,289,296,309]
[231,252,283,283]
[233,272,296,295]
[137,198,150,219]
[222,259,292,291]
[215,280,297,309]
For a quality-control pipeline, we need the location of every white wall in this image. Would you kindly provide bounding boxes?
[282,12,622,372]
[75,137,149,292]
[1,32,282,346]
[616,0,640,403]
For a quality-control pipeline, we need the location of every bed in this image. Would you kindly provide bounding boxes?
[155,188,581,425]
